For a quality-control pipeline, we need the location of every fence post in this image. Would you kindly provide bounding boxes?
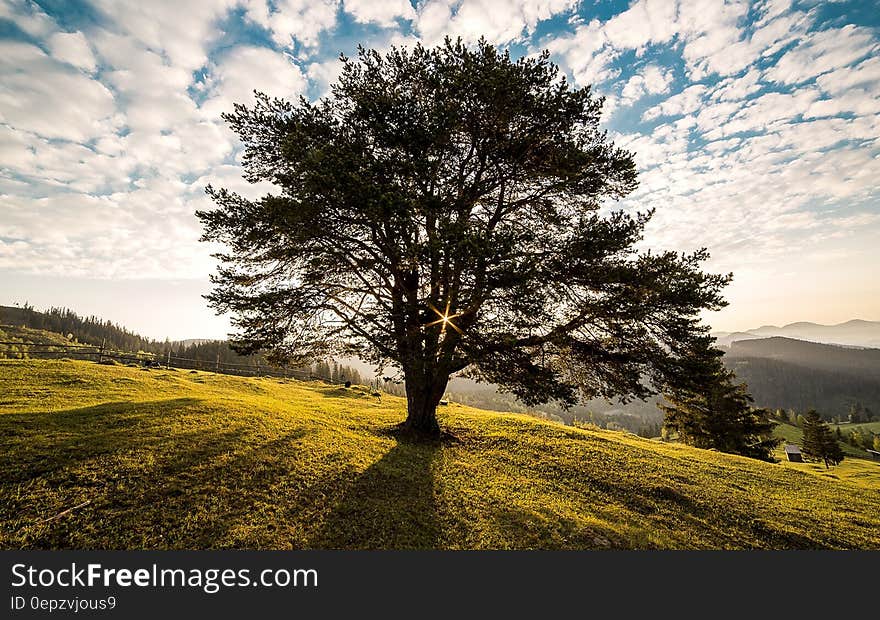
[98,338,105,363]
[167,350,171,369]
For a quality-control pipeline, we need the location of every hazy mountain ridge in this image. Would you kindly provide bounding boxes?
[713,319,880,348]
[724,337,880,418]
[726,337,880,371]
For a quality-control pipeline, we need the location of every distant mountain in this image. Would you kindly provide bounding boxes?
[713,319,880,348]
[724,337,880,419]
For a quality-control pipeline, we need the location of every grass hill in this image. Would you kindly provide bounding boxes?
[1,359,878,549]
[0,324,75,346]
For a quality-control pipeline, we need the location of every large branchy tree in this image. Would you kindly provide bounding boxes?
[199,39,730,437]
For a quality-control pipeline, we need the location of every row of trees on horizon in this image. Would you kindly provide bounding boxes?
[0,304,369,386]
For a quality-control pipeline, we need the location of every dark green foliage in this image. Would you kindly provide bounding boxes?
[199,39,729,434]
[660,348,779,461]
[801,410,844,468]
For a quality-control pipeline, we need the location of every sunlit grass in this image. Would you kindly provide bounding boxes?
[1,359,878,549]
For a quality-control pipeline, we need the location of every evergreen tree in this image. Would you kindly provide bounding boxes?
[660,347,779,461]
[197,39,729,436]
[801,410,844,468]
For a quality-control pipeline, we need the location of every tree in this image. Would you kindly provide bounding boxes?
[660,347,779,461]
[848,402,864,424]
[801,410,844,468]
[198,39,730,436]
[873,435,880,452]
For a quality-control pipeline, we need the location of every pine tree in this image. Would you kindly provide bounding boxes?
[660,347,779,461]
[801,410,844,468]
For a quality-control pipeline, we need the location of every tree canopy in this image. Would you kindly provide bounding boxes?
[198,39,730,435]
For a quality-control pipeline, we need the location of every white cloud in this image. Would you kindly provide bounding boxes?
[0,187,214,278]
[0,41,118,142]
[201,46,308,119]
[815,56,880,95]
[544,20,619,86]
[764,25,878,85]
[601,0,678,51]
[549,0,814,90]
[710,68,762,101]
[307,56,347,97]
[47,31,97,72]
[343,0,415,26]
[244,0,340,49]
[89,0,237,71]
[0,0,56,38]
[803,88,880,120]
[620,64,673,106]
[643,84,708,120]
[417,0,577,46]
[676,0,752,78]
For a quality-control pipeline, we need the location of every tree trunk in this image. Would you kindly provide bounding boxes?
[402,370,447,437]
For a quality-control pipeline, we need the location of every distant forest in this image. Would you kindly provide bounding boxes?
[0,304,367,385]
[725,337,880,421]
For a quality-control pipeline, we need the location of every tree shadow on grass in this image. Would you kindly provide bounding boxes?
[0,399,207,482]
[0,398,311,549]
[309,433,443,549]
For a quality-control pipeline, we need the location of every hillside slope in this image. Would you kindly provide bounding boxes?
[1,359,878,550]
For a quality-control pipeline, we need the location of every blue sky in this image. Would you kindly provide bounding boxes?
[1,0,878,340]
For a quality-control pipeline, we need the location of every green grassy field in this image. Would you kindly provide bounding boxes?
[1,359,879,550]
[832,420,880,436]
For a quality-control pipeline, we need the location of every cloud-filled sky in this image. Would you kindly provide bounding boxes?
[1,0,878,340]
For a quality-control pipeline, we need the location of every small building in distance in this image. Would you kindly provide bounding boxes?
[784,444,803,462]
